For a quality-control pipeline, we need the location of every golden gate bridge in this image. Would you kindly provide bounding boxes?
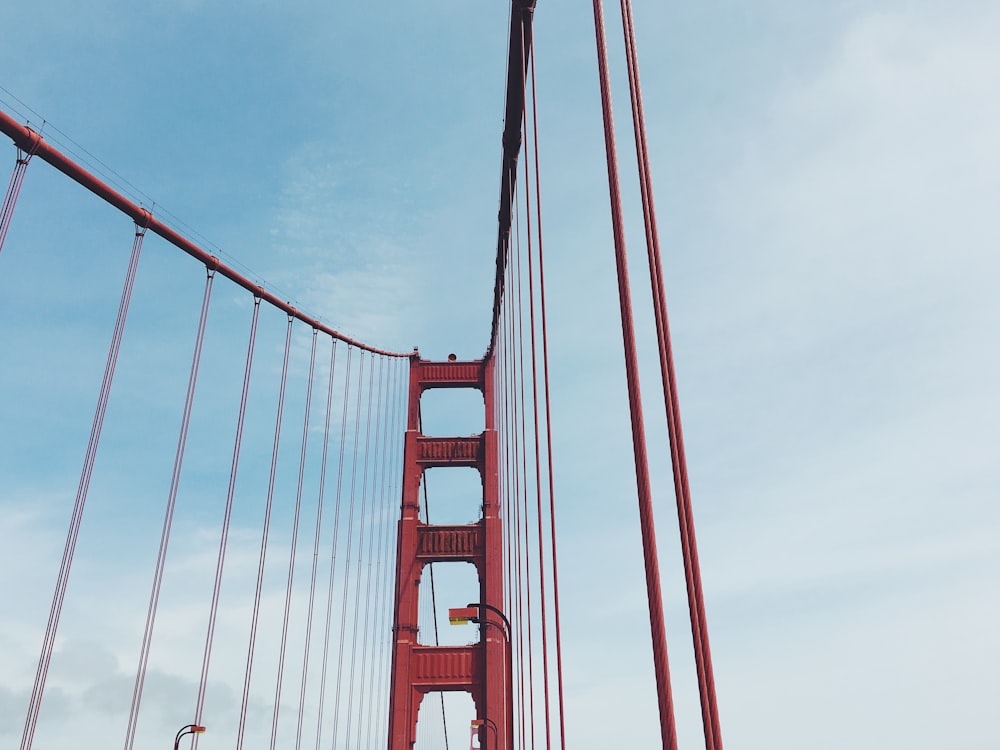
[1,2,725,749]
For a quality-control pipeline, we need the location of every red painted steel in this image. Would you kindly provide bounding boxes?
[591,1,680,748]
[387,356,511,750]
[617,1,724,747]
[0,109,408,358]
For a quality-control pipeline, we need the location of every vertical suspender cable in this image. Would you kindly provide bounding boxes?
[354,358,385,744]
[505,274,529,750]
[343,355,378,748]
[365,359,398,745]
[20,220,148,750]
[330,352,367,749]
[617,3,723,747]
[124,264,216,750]
[591,1,680,748]
[269,329,319,750]
[314,346,354,750]
[499,287,518,749]
[527,43,569,750]
[417,403,451,750]
[295,338,339,750]
[236,315,295,750]
[519,30,556,750]
[371,357,399,744]
[373,358,406,747]
[508,249,529,750]
[513,182,538,750]
[192,295,263,748]
[0,140,38,257]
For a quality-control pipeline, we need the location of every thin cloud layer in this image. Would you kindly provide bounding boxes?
[0,1,997,749]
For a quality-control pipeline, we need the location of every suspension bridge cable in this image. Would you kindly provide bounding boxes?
[19,222,147,750]
[519,34,556,750]
[0,109,409,358]
[513,167,539,750]
[500,227,528,750]
[528,41,569,750]
[124,266,216,750]
[192,295,263,749]
[365,359,400,747]
[506,265,531,750]
[0,94,333,330]
[417,403,451,750]
[294,338,339,750]
[330,352,368,749]
[235,314,295,750]
[373,358,406,749]
[269,329,319,750]
[354,357,386,747]
[374,357,401,746]
[616,3,724,747]
[0,139,39,257]
[591,1,681,747]
[499,290,518,750]
[343,354,378,748]
[314,345,355,750]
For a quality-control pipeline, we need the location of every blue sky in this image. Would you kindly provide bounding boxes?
[1,1,999,749]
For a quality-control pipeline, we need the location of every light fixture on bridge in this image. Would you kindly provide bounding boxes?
[173,723,206,750]
[448,606,480,625]
[450,604,512,750]
[469,715,499,750]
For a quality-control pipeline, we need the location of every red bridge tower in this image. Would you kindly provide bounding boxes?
[386,355,511,749]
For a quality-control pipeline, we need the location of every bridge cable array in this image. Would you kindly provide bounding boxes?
[0,123,409,748]
[124,267,218,750]
[192,295,262,745]
[589,1,725,748]
[17,219,147,750]
[490,10,568,749]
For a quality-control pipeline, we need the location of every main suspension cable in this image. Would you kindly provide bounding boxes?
[0,110,409,358]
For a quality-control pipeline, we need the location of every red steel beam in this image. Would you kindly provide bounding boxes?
[0,108,409,358]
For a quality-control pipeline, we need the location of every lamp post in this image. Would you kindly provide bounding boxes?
[471,717,499,749]
[173,724,206,750]
[449,603,513,750]
[466,602,510,639]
